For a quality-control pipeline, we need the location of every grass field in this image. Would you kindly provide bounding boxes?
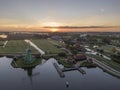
[0,40,38,54]
[99,45,120,54]
[49,39,65,47]
[32,39,64,54]
[11,58,41,68]
[0,39,65,54]
[0,41,5,46]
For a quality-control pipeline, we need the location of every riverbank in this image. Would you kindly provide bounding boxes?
[92,58,120,78]
[11,57,42,68]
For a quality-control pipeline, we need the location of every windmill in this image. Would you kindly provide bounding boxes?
[24,40,35,64]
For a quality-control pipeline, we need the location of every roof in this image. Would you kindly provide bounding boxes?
[74,54,87,60]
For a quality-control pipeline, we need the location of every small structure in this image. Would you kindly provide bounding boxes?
[74,54,87,61]
[111,51,120,63]
[93,45,99,48]
[65,81,69,88]
[67,57,76,64]
[11,42,42,68]
[76,43,82,51]
[116,51,120,57]
[32,54,41,58]
[87,58,93,61]
[75,43,86,52]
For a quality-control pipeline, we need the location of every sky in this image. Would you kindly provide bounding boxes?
[0,0,120,32]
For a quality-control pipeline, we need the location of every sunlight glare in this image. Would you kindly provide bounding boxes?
[42,22,61,27]
[51,28,58,32]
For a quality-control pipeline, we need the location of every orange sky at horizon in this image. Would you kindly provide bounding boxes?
[0,20,120,32]
[0,0,120,32]
[0,26,120,32]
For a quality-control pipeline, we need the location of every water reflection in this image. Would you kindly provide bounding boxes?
[0,57,120,90]
[11,57,41,85]
[22,67,38,85]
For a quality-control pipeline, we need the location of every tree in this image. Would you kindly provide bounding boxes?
[112,47,117,53]
[102,38,111,44]
[58,52,67,57]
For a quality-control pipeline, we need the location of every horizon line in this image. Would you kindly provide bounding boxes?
[43,26,120,28]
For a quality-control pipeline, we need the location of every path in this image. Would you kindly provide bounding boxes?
[3,40,8,48]
[92,58,120,77]
[85,47,111,60]
[24,40,45,55]
[74,61,85,67]
[61,48,72,55]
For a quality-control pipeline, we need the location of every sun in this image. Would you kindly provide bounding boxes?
[51,28,59,32]
[42,22,61,32]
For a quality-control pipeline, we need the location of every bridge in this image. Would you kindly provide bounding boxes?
[53,63,86,78]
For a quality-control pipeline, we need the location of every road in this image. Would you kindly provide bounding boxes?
[24,40,45,55]
[3,40,8,48]
[85,47,111,60]
[92,58,120,77]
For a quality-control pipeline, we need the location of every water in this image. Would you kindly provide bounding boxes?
[0,57,120,90]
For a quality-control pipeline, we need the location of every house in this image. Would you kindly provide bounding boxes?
[75,43,82,51]
[67,58,76,64]
[87,58,93,62]
[75,43,86,52]
[116,51,120,57]
[74,54,87,61]
[111,51,120,63]
[32,54,41,58]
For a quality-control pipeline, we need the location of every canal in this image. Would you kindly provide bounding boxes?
[0,57,120,90]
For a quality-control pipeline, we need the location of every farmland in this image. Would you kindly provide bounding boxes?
[0,40,38,54]
[0,41,4,46]
[32,39,65,54]
[0,39,65,55]
[99,45,120,54]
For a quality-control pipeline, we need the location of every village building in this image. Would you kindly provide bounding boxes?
[74,54,87,61]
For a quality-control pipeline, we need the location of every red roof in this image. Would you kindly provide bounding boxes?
[74,54,87,60]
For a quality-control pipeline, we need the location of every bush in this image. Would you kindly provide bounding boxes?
[58,52,67,57]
